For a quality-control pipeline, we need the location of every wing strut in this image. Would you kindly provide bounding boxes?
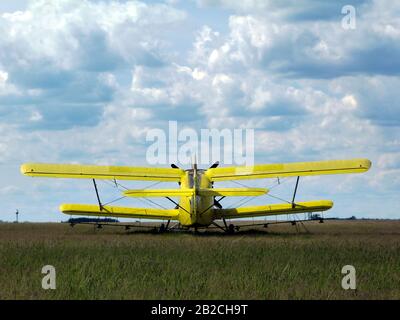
[199,196,225,216]
[291,176,300,208]
[92,179,103,211]
[165,197,191,215]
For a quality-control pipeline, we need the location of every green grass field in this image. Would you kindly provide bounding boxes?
[1,220,399,300]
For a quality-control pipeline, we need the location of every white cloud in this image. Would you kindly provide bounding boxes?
[0,70,8,86]
[341,95,358,110]
[249,88,272,111]
[0,0,186,74]
[377,153,400,170]
[0,0,399,220]
[0,185,20,195]
[29,110,43,122]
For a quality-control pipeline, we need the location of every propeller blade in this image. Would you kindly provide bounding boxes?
[209,161,220,169]
[214,198,223,209]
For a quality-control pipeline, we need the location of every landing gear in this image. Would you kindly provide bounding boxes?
[222,217,238,234]
[158,220,171,233]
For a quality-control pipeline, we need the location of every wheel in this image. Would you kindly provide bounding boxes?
[228,224,235,234]
[159,223,166,233]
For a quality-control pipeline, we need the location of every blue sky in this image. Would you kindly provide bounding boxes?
[0,0,399,222]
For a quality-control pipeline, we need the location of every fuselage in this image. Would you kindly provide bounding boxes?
[177,167,215,227]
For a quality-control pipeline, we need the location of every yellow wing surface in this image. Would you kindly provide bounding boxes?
[197,188,267,197]
[123,189,194,197]
[60,204,179,220]
[214,200,333,219]
[205,159,371,181]
[21,163,184,181]
[123,188,268,197]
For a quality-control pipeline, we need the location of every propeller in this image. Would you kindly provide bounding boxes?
[210,162,221,208]
[171,164,181,185]
[214,198,223,209]
[209,161,219,169]
[214,196,225,209]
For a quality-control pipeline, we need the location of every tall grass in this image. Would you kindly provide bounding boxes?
[0,221,399,299]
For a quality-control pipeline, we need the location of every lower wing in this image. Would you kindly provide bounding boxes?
[213,200,333,219]
[60,204,179,220]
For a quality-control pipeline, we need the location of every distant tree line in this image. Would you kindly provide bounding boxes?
[310,214,357,220]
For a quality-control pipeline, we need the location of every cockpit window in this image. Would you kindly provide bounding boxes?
[187,170,203,188]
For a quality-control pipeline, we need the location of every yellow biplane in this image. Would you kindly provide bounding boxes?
[20,158,371,233]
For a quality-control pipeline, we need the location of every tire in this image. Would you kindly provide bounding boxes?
[159,223,166,233]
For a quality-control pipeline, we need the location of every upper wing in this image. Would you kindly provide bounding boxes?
[205,158,371,181]
[21,163,185,182]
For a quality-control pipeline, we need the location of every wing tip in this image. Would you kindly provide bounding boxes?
[296,200,333,210]
[322,200,334,209]
[20,163,32,175]
[59,203,72,213]
[363,159,372,171]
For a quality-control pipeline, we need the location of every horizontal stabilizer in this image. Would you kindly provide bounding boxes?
[124,187,268,197]
[213,200,333,219]
[60,204,179,220]
[198,188,268,197]
[124,189,194,197]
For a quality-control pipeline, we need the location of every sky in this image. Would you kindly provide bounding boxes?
[0,0,399,222]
